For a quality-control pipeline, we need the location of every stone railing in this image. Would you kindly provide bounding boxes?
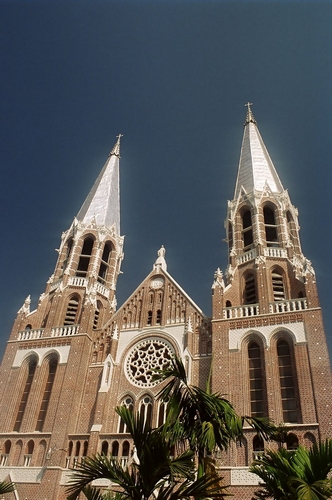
[18,328,44,340]
[96,281,110,298]
[69,277,88,287]
[51,325,79,337]
[264,247,288,258]
[223,304,259,319]
[236,248,257,265]
[270,298,307,313]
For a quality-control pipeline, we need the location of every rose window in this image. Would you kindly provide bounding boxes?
[125,338,174,387]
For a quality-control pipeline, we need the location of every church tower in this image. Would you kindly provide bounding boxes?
[0,136,125,499]
[211,104,332,492]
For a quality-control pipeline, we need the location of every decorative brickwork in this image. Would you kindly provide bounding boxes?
[0,118,331,500]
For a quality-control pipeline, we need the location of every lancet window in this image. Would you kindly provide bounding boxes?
[264,206,278,246]
[76,237,94,277]
[36,357,58,431]
[118,397,134,433]
[139,396,153,427]
[242,209,253,251]
[14,357,37,432]
[277,339,299,423]
[98,241,112,284]
[248,342,266,417]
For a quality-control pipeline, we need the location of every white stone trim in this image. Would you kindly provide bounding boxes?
[0,466,45,483]
[229,321,306,350]
[12,345,71,367]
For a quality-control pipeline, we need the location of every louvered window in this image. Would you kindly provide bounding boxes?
[244,274,257,304]
[64,297,79,325]
[272,272,285,301]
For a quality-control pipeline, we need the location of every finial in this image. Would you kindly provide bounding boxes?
[244,102,257,125]
[109,134,123,158]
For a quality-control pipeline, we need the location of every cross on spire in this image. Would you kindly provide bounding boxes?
[244,102,257,125]
[109,134,123,158]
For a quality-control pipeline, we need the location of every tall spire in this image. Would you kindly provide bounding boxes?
[234,104,283,199]
[76,135,122,234]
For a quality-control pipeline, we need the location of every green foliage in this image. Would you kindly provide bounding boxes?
[156,357,276,476]
[67,404,229,500]
[250,440,332,500]
[0,480,15,494]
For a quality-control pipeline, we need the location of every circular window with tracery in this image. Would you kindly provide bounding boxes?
[125,338,174,387]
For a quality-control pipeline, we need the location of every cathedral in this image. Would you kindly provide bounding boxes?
[0,106,331,500]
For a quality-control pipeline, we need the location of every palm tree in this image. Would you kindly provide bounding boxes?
[66,405,229,500]
[0,480,15,495]
[155,357,276,478]
[250,439,332,500]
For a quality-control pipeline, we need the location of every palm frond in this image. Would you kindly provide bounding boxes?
[0,480,15,494]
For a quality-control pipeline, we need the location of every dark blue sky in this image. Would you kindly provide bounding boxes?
[1,1,331,360]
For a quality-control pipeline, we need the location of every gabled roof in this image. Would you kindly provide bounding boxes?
[234,105,284,199]
[76,135,122,234]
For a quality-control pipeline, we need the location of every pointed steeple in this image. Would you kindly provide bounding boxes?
[76,135,122,234]
[234,104,283,199]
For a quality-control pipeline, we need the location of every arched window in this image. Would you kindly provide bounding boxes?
[63,237,73,273]
[244,273,257,304]
[119,397,134,433]
[122,441,130,466]
[75,441,81,458]
[304,432,316,448]
[64,295,79,325]
[24,440,34,466]
[253,435,264,460]
[147,310,152,326]
[76,237,94,277]
[139,396,153,427]
[98,242,112,284]
[158,402,167,427]
[248,342,266,417]
[242,210,253,251]
[14,357,37,431]
[264,206,278,246]
[111,441,119,457]
[82,441,88,459]
[156,309,162,325]
[101,441,108,456]
[1,440,11,466]
[35,440,46,466]
[286,433,299,450]
[277,340,298,423]
[93,301,103,330]
[36,357,58,431]
[228,222,233,255]
[272,271,285,301]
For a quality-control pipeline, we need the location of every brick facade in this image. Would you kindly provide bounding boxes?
[0,114,331,500]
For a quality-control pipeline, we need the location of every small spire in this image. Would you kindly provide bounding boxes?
[244,102,257,125]
[109,134,123,158]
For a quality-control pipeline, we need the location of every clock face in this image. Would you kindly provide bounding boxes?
[150,277,165,289]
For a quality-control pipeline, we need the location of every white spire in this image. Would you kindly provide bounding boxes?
[234,104,283,199]
[76,135,122,234]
